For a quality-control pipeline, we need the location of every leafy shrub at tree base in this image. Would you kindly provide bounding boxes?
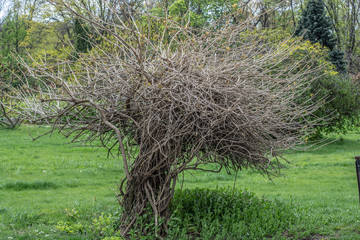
[167,188,319,240]
[53,188,322,239]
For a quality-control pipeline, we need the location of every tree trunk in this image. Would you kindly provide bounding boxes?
[119,143,179,237]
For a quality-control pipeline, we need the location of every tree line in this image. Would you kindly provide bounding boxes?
[1,0,360,73]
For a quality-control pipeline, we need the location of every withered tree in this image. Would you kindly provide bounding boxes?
[4,1,327,237]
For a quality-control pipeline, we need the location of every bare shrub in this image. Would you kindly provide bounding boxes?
[3,1,328,237]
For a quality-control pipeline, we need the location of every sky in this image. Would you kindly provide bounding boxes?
[0,0,11,21]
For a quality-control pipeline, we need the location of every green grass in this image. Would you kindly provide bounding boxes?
[1,180,59,191]
[1,126,360,239]
[0,126,121,239]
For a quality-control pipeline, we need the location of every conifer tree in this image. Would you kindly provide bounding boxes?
[74,18,91,54]
[295,0,346,73]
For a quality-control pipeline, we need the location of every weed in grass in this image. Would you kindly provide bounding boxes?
[55,212,122,239]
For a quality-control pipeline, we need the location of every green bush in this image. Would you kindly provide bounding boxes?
[167,188,318,239]
[53,188,322,239]
[55,212,122,239]
[305,74,360,136]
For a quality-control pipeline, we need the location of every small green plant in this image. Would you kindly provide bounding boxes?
[90,213,118,237]
[64,208,80,220]
[55,212,120,239]
[126,206,166,239]
[55,221,85,234]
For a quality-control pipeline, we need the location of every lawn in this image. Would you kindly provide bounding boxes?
[0,126,360,239]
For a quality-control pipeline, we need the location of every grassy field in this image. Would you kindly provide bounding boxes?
[0,126,360,239]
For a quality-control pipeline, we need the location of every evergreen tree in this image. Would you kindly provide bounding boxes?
[295,0,347,73]
[329,49,346,73]
[74,18,92,54]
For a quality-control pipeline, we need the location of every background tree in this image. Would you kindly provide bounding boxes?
[323,0,360,74]
[0,9,27,87]
[74,17,91,54]
[295,0,346,73]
